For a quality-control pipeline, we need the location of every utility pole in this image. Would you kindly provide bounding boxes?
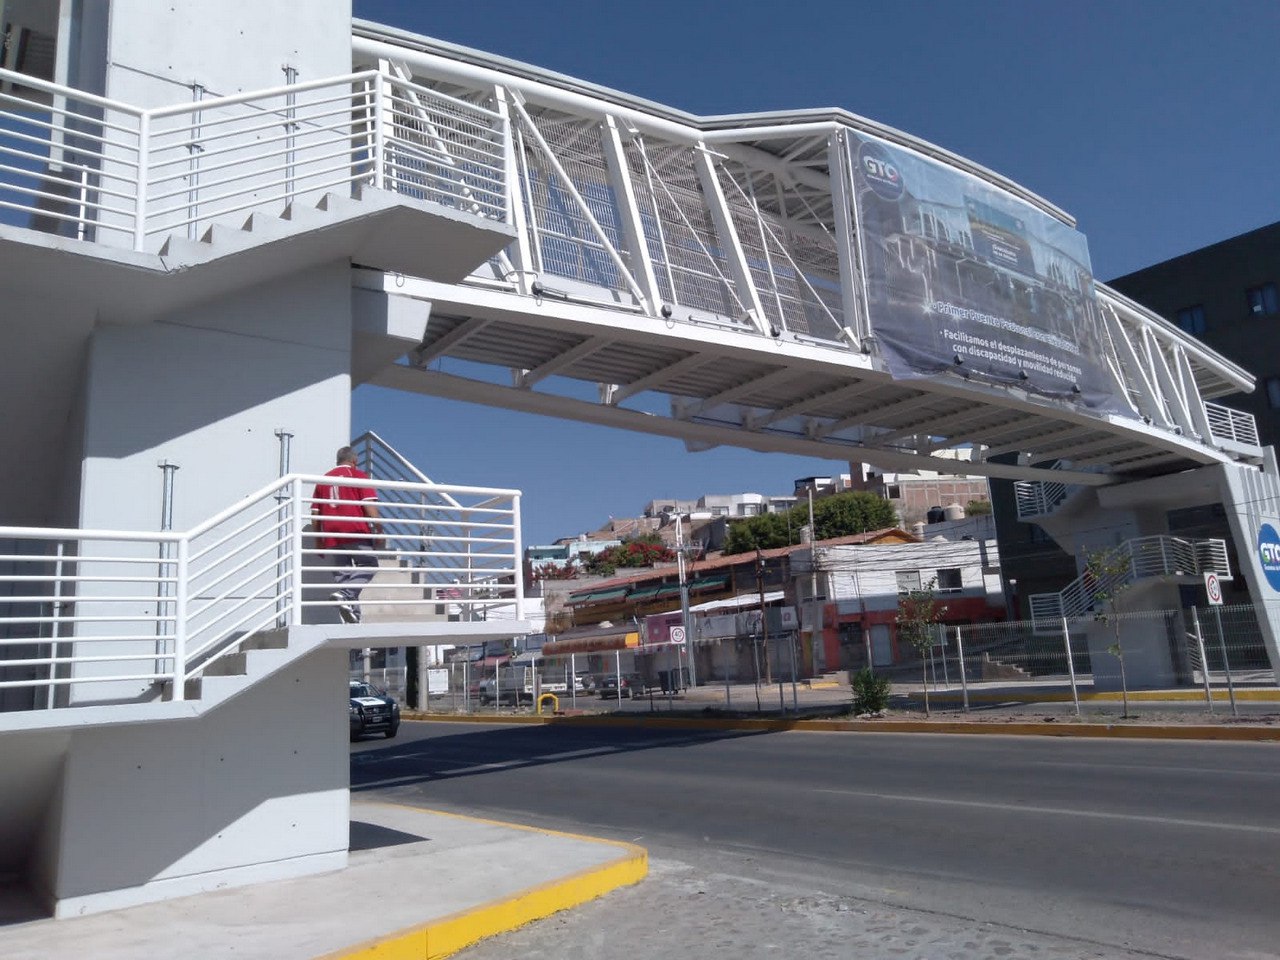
[755,547,772,684]
[676,515,696,689]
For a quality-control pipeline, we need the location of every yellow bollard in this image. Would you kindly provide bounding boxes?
[536,692,559,716]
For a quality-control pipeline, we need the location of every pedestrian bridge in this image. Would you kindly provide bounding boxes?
[349,24,1260,489]
[0,9,1276,919]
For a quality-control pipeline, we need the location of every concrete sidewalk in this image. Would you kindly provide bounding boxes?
[0,801,646,960]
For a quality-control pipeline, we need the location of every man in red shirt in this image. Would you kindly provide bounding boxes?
[312,447,383,623]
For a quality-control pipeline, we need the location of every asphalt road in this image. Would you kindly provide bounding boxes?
[352,722,1280,959]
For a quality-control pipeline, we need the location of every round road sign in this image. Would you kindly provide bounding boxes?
[670,625,687,644]
[1204,572,1223,605]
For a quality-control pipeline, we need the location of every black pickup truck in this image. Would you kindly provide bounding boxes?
[349,680,400,741]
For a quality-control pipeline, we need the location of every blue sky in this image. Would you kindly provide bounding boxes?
[351,0,1280,545]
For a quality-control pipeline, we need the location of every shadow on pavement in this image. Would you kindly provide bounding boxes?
[350,721,769,794]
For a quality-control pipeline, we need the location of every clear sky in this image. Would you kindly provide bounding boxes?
[350,0,1280,545]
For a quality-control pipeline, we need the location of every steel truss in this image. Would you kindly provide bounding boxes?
[352,27,1259,486]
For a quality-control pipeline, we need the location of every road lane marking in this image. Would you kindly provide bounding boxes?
[811,788,1280,835]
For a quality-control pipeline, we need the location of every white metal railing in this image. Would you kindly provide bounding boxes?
[1028,535,1231,622]
[1013,478,1069,520]
[1205,401,1260,448]
[0,473,523,712]
[0,65,508,250]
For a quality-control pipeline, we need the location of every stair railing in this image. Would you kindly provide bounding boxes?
[1028,535,1231,622]
[0,64,509,252]
[0,473,523,713]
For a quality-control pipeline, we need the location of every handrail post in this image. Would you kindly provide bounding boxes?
[134,112,150,251]
[172,537,188,701]
[512,493,524,621]
[1061,616,1080,716]
[372,72,388,191]
[290,476,306,625]
[1190,607,1214,714]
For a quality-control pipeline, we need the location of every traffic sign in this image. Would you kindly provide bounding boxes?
[670,625,687,644]
[1204,572,1223,606]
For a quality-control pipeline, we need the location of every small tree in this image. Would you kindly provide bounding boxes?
[850,667,890,715]
[965,499,993,516]
[896,578,948,716]
[1086,547,1134,718]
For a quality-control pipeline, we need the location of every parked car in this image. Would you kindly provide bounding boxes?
[477,677,520,705]
[598,673,645,698]
[349,680,400,741]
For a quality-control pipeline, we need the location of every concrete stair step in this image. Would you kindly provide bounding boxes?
[158,234,211,261]
[315,191,360,218]
[203,652,247,677]
[241,212,291,240]
[242,627,289,650]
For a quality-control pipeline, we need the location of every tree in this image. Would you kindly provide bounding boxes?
[723,492,897,555]
[583,533,676,577]
[811,491,898,542]
[896,578,948,716]
[722,511,792,554]
[1086,546,1135,718]
[965,499,992,516]
[529,559,579,582]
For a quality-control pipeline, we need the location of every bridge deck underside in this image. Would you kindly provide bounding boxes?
[367,278,1225,484]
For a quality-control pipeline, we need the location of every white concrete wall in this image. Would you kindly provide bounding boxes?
[81,0,354,250]
[0,728,71,877]
[35,647,350,917]
[70,261,353,703]
[820,540,992,612]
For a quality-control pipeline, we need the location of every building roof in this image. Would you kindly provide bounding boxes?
[566,527,915,603]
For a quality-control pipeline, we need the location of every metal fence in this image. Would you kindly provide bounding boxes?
[904,603,1274,716]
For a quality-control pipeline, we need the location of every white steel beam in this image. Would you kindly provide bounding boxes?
[1176,345,1215,443]
[828,130,864,343]
[875,405,1000,446]
[373,365,1115,487]
[814,392,937,439]
[745,380,880,431]
[693,142,770,335]
[515,337,610,388]
[680,366,799,418]
[411,318,491,368]
[509,95,651,313]
[610,353,712,405]
[493,86,533,293]
[601,114,662,316]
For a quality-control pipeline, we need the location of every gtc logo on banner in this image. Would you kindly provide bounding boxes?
[857,140,904,201]
[1258,523,1280,591]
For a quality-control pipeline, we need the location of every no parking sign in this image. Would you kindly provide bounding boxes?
[1204,572,1223,606]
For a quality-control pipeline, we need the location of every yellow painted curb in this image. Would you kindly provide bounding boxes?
[405,713,1280,742]
[319,804,647,960]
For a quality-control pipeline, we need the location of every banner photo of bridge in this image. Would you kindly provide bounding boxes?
[849,131,1128,414]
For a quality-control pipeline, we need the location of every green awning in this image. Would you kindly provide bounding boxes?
[688,575,729,592]
[569,586,629,604]
[626,585,665,601]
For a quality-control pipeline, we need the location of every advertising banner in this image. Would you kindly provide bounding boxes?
[848,132,1128,414]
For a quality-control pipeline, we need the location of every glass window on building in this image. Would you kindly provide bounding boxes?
[896,570,922,594]
[1175,304,1206,335]
[1247,282,1279,316]
[1266,377,1280,410]
[936,568,963,591]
